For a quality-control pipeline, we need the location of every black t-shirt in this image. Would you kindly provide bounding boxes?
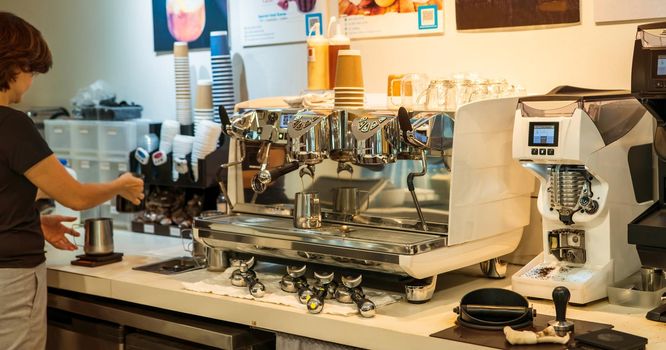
[0,106,53,268]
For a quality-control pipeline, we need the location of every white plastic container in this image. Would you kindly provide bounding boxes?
[44,120,71,157]
[98,121,137,158]
[70,121,99,157]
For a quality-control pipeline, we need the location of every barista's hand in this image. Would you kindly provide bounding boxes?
[41,215,80,251]
[115,173,144,205]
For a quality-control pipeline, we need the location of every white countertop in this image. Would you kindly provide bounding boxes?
[45,230,666,349]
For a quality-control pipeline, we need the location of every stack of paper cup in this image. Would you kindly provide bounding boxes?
[174,42,192,126]
[191,120,222,181]
[210,31,235,121]
[334,50,364,109]
[159,120,181,153]
[194,79,214,132]
[172,135,194,181]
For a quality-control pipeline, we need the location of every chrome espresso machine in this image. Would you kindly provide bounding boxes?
[193,97,534,303]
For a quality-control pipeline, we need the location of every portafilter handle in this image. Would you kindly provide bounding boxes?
[350,288,376,318]
[251,161,300,194]
[218,105,231,134]
[397,107,427,149]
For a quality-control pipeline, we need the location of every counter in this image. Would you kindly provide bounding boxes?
[46,231,666,349]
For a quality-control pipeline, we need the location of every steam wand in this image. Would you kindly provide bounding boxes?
[398,107,430,231]
[408,150,429,231]
[216,105,248,212]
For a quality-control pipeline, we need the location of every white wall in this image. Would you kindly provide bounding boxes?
[2,0,662,119]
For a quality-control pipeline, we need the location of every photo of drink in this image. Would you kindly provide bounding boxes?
[152,0,228,52]
[166,0,206,42]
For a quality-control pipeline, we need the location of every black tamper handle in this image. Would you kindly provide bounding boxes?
[553,286,570,322]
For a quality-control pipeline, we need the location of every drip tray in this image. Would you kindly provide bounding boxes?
[133,257,205,275]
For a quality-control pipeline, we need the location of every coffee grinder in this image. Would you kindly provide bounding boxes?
[511,85,655,304]
[628,22,666,322]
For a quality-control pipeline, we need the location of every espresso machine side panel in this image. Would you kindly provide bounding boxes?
[448,97,534,245]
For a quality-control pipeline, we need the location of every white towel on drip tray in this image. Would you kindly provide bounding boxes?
[182,266,402,316]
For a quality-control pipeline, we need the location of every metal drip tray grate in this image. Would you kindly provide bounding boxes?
[133,257,205,275]
[196,214,447,255]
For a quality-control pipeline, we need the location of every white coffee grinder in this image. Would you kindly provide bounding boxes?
[511,86,655,304]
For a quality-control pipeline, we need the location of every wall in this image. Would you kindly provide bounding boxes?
[1,0,661,118]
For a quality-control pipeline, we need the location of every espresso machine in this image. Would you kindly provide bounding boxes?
[628,22,666,322]
[511,85,656,304]
[193,97,534,303]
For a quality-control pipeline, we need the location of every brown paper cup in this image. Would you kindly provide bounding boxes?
[335,50,364,89]
[174,42,189,57]
[195,80,213,109]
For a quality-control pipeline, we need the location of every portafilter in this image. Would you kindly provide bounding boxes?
[287,112,329,165]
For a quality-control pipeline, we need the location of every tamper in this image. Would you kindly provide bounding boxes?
[548,286,574,336]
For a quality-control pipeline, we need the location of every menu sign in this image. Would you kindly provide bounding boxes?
[240,0,327,47]
[338,0,443,39]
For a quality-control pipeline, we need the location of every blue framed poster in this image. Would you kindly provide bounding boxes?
[152,0,229,52]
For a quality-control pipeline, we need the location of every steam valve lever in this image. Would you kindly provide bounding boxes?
[548,286,574,336]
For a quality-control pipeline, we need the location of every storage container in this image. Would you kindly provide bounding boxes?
[44,120,71,156]
[71,158,100,183]
[70,121,99,157]
[98,121,137,158]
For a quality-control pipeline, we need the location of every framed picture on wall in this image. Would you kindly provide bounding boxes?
[455,0,580,30]
[152,0,229,53]
[594,0,666,23]
[239,0,328,47]
[337,0,444,39]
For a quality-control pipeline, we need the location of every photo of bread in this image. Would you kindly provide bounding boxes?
[338,0,442,17]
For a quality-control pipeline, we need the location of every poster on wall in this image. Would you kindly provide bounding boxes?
[594,0,666,23]
[338,0,443,39]
[239,0,327,47]
[455,0,579,30]
[152,0,229,52]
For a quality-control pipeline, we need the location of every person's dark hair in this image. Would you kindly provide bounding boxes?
[0,12,52,92]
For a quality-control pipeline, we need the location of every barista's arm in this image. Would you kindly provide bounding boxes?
[25,154,144,211]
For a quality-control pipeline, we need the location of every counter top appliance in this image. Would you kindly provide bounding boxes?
[511,85,655,304]
[193,97,534,303]
[628,21,666,322]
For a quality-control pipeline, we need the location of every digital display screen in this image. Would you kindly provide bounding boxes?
[658,55,666,76]
[280,114,293,129]
[528,122,559,147]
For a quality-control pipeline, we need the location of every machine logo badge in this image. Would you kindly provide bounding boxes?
[292,116,313,132]
[358,117,385,133]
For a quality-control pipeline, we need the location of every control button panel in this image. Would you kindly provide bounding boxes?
[530,148,556,156]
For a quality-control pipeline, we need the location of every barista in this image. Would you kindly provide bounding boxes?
[0,12,144,350]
